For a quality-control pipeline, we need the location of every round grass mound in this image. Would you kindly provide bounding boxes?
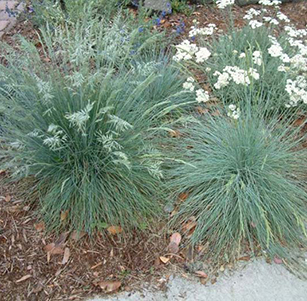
[168,114,307,263]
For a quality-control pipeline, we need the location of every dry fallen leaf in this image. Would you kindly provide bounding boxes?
[16,274,32,283]
[178,192,189,202]
[170,233,182,246]
[182,219,197,234]
[96,281,122,293]
[169,130,182,138]
[44,243,64,255]
[60,210,69,221]
[43,57,51,63]
[211,109,221,117]
[274,256,283,264]
[196,106,209,115]
[91,262,103,270]
[250,222,256,228]
[168,232,182,254]
[55,231,70,245]
[238,256,250,262]
[5,195,11,202]
[211,278,217,285]
[168,242,179,254]
[7,205,20,213]
[71,230,86,241]
[62,247,70,265]
[107,226,122,235]
[34,222,45,232]
[159,256,170,264]
[195,271,208,278]
[293,117,306,127]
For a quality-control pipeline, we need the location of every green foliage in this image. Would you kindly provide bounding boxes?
[167,113,307,264]
[37,14,165,74]
[31,0,133,27]
[186,20,307,114]
[0,18,192,233]
[171,0,194,15]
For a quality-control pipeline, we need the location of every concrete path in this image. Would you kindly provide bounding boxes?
[0,0,24,39]
[89,259,307,301]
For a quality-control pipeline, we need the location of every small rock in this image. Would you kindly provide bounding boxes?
[145,0,170,12]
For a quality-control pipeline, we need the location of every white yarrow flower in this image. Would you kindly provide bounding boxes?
[216,0,235,9]
[252,51,262,66]
[248,68,260,80]
[227,105,240,120]
[229,104,236,111]
[196,89,210,103]
[276,12,290,22]
[259,0,281,6]
[268,43,283,57]
[249,20,263,29]
[183,81,195,92]
[173,40,198,62]
[195,47,211,63]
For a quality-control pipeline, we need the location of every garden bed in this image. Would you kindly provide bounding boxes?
[1,1,307,300]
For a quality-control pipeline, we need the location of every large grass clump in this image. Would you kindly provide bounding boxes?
[0,22,193,233]
[167,113,307,263]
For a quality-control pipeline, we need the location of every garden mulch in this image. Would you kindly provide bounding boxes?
[1,1,307,301]
[0,173,169,301]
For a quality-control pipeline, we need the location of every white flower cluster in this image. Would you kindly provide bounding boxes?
[285,77,307,107]
[284,26,307,38]
[183,77,195,91]
[268,43,283,57]
[213,66,259,89]
[216,0,235,9]
[267,35,285,57]
[263,17,279,25]
[284,26,307,73]
[288,38,307,56]
[173,40,211,63]
[290,54,307,72]
[249,20,263,29]
[243,8,261,20]
[189,24,216,37]
[259,0,281,6]
[267,36,291,65]
[182,77,210,103]
[253,51,263,66]
[173,40,198,62]
[196,47,212,63]
[244,7,290,29]
[227,104,240,120]
[196,89,210,103]
[276,12,290,23]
